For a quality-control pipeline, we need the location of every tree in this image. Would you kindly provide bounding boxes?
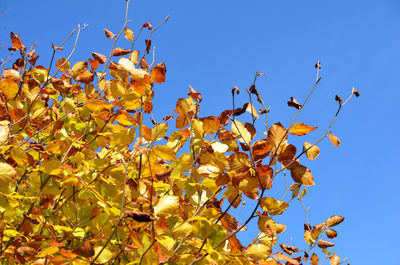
[0,1,359,264]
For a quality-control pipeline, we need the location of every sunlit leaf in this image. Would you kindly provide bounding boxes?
[0,162,17,187]
[326,215,344,227]
[246,243,271,261]
[326,229,337,239]
[310,253,319,265]
[330,254,340,265]
[124,27,134,41]
[94,247,113,264]
[232,120,251,143]
[303,141,320,160]
[0,78,19,99]
[153,145,176,161]
[150,62,166,84]
[260,197,289,215]
[289,123,317,136]
[154,195,179,217]
[328,133,341,147]
[290,164,315,186]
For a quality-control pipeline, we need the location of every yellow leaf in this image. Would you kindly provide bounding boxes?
[110,80,126,98]
[153,145,176,161]
[154,195,179,217]
[289,123,317,136]
[115,112,136,127]
[30,66,49,84]
[304,230,314,244]
[232,120,251,143]
[124,27,134,41]
[151,123,168,141]
[328,133,341,147]
[303,141,320,160]
[260,197,289,215]
[41,158,63,175]
[246,243,271,261]
[0,122,9,143]
[0,163,17,187]
[36,246,59,257]
[129,50,140,65]
[71,61,88,78]
[86,100,113,112]
[290,164,315,186]
[93,247,113,264]
[0,78,19,99]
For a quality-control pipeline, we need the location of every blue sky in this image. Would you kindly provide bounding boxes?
[1,0,399,263]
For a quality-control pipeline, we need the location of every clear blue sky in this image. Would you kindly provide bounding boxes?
[1,0,399,263]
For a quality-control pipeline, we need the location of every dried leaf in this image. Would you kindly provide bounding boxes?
[287,97,302,109]
[326,215,344,227]
[260,197,289,215]
[0,162,17,187]
[330,254,340,265]
[113,47,132,56]
[352,87,360,97]
[317,239,335,248]
[310,253,319,265]
[104,28,116,38]
[124,210,155,222]
[91,52,107,64]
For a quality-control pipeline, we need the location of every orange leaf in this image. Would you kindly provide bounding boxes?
[150,62,166,84]
[328,133,341,147]
[104,28,116,38]
[310,253,319,265]
[289,123,317,136]
[91,52,107,64]
[113,47,132,56]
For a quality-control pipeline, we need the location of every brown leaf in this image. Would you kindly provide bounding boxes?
[287,97,302,109]
[151,62,166,84]
[317,239,335,248]
[91,52,107,64]
[140,58,149,70]
[352,87,360,97]
[315,61,321,69]
[232,86,240,95]
[256,163,273,189]
[326,229,337,239]
[145,39,152,54]
[104,28,116,38]
[218,110,233,126]
[289,123,317,136]
[142,22,153,30]
[39,194,54,210]
[233,103,249,116]
[280,244,299,255]
[328,133,341,148]
[113,48,132,56]
[326,215,344,227]
[124,210,155,222]
[188,85,202,102]
[274,253,300,265]
[335,95,342,104]
[221,213,238,233]
[290,164,315,186]
[252,139,273,161]
[73,241,94,258]
[76,70,94,84]
[162,115,174,121]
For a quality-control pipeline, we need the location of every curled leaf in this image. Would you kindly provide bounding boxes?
[326,215,344,227]
[328,133,341,148]
[104,28,116,38]
[113,48,132,56]
[303,141,320,160]
[289,123,317,136]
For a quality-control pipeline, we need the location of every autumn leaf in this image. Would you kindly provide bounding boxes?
[326,229,337,239]
[326,215,344,227]
[113,47,132,56]
[310,253,319,265]
[328,132,341,147]
[0,162,17,187]
[124,27,134,41]
[92,52,107,64]
[0,78,19,99]
[154,195,179,217]
[289,123,317,136]
[330,254,340,265]
[151,62,167,84]
[303,141,320,160]
[104,28,116,38]
[290,164,315,186]
[246,244,271,260]
[260,197,289,215]
[317,239,335,248]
